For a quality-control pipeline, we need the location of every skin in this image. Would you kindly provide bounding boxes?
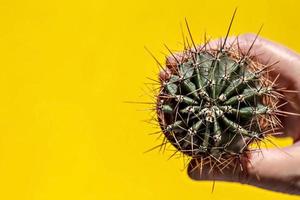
[163,34,300,195]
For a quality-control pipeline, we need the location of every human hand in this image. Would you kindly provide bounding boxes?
[183,34,300,195]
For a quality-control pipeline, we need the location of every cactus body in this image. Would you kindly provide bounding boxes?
[157,46,280,160]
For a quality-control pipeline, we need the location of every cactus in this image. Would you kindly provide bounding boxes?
[154,11,286,172]
[157,45,279,158]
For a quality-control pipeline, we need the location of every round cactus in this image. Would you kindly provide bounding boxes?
[154,12,286,171]
[157,44,280,159]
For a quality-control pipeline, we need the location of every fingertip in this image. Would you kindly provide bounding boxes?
[239,33,260,42]
[159,68,171,82]
[187,156,249,183]
[165,52,183,66]
[186,158,227,181]
[187,159,201,180]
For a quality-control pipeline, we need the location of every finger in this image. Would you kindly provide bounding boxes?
[188,143,300,195]
[238,34,300,140]
[159,67,171,82]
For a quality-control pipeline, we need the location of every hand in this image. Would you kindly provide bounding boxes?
[182,34,300,195]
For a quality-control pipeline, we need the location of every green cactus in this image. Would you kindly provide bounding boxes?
[155,12,283,164]
[157,47,279,159]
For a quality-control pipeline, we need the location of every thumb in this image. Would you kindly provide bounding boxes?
[188,142,300,195]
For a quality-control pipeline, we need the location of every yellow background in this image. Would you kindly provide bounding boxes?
[0,0,299,199]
